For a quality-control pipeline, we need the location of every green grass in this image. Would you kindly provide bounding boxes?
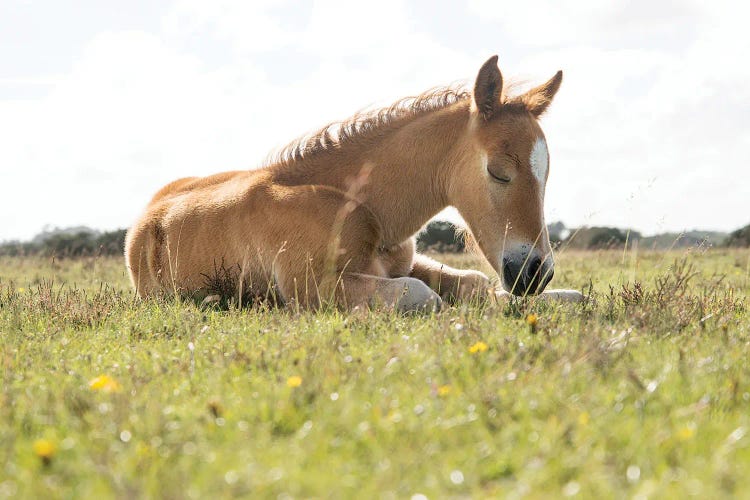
[1,249,749,498]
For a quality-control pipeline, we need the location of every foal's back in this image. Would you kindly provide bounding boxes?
[149,170,250,203]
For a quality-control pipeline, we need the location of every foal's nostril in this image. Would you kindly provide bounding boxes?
[502,258,515,290]
[525,255,542,281]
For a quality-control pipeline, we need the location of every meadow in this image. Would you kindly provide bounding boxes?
[0,248,748,498]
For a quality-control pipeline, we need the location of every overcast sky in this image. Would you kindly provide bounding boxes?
[1,0,748,242]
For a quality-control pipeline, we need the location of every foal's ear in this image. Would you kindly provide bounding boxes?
[521,70,563,117]
[474,55,503,120]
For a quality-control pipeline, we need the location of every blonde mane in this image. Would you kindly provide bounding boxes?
[266,85,472,167]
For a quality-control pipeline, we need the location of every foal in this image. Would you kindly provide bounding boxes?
[125,56,567,311]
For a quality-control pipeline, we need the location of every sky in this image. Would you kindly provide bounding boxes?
[1,0,748,242]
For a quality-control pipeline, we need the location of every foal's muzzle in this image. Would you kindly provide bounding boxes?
[502,251,554,296]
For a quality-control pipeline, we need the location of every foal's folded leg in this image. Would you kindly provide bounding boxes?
[409,253,491,302]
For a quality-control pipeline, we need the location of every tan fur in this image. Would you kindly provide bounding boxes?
[125,56,563,310]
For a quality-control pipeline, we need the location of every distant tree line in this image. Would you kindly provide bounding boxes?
[0,227,127,257]
[1,221,748,257]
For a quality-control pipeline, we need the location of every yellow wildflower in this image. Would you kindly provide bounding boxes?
[677,426,695,441]
[526,314,538,333]
[89,375,121,393]
[578,411,590,426]
[469,341,489,354]
[286,376,302,388]
[136,442,152,457]
[437,385,452,397]
[33,439,56,465]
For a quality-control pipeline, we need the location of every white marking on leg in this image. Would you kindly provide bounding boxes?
[391,277,441,312]
[530,137,548,185]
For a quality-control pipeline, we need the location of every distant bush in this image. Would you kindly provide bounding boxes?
[417,221,465,253]
[94,229,128,255]
[547,221,568,246]
[725,224,750,247]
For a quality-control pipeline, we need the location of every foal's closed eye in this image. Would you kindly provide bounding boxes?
[488,153,520,183]
[488,157,513,184]
[488,170,511,183]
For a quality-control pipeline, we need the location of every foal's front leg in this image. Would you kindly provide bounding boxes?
[410,254,586,304]
[409,253,491,302]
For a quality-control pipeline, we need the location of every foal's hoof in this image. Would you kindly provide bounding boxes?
[493,288,585,303]
[393,277,442,313]
[537,289,585,303]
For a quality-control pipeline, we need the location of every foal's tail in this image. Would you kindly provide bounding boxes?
[124,218,166,298]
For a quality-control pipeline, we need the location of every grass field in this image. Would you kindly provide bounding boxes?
[1,248,748,498]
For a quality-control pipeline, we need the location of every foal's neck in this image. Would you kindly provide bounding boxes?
[271,102,471,246]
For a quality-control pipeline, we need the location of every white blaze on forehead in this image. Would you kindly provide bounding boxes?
[530,137,549,184]
[478,150,488,170]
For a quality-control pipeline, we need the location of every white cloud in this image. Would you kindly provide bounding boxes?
[468,0,701,48]
[163,0,297,53]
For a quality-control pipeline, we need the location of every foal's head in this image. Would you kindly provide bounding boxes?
[452,56,563,296]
